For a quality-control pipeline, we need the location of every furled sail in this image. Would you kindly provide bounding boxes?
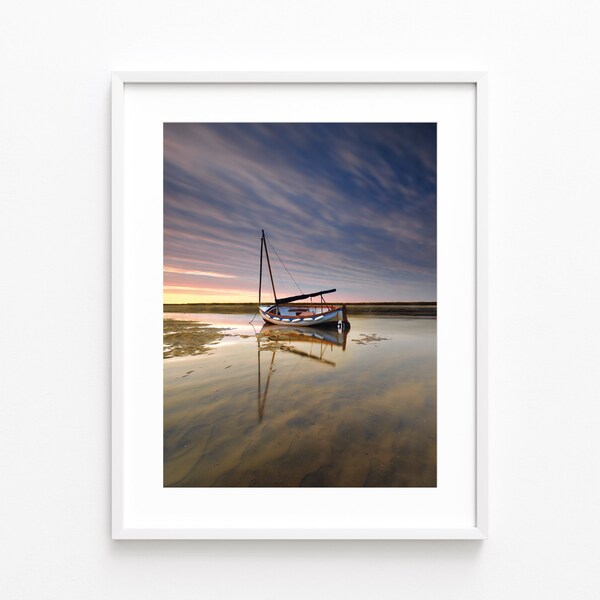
[275,289,336,305]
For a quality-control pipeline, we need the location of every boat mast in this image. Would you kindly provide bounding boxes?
[261,230,278,304]
[258,234,264,304]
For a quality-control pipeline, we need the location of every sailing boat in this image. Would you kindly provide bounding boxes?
[257,230,350,328]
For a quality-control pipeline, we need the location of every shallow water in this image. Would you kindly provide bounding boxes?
[164,313,436,487]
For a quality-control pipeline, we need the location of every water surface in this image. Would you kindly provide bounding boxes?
[164,312,436,487]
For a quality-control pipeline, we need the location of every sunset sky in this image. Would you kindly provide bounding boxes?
[164,123,436,304]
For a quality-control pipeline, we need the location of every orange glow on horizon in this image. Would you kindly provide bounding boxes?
[163,285,424,304]
[163,285,258,304]
[164,294,259,304]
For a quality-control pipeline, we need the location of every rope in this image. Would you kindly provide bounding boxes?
[266,238,304,295]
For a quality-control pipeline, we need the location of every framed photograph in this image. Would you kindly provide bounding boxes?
[112,72,487,539]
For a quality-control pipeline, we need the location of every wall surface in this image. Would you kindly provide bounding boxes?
[1,1,599,598]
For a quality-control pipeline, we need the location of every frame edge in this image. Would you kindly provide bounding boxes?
[475,73,489,539]
[111,72,125,539]
[111,71,489,540]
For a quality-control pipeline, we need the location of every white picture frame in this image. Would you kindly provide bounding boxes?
[112,71,488,539]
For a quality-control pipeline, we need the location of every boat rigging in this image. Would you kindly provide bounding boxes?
[258,230,350,329]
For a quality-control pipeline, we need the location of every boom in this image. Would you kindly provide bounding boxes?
[275,289,336,305]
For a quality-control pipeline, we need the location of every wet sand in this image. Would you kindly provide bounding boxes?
[163,319,229,359]
[164,313,436,487]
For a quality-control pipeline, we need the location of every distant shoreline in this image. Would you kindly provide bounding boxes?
[164,302,437,317]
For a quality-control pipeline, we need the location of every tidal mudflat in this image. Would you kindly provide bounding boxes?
[164,311,436,487]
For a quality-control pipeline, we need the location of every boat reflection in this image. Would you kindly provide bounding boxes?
[256,324,349,422]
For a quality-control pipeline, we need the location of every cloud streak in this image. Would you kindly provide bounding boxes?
[164,123,436,303]
[164,266,235,279]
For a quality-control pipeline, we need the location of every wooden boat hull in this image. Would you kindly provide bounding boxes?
[259,305,345,327]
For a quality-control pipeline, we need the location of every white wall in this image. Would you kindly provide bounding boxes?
[2,1,599,598]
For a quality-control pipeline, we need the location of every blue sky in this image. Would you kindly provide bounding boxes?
[164,123,436,303]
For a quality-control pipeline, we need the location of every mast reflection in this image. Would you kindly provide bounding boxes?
[256,325,349,422]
